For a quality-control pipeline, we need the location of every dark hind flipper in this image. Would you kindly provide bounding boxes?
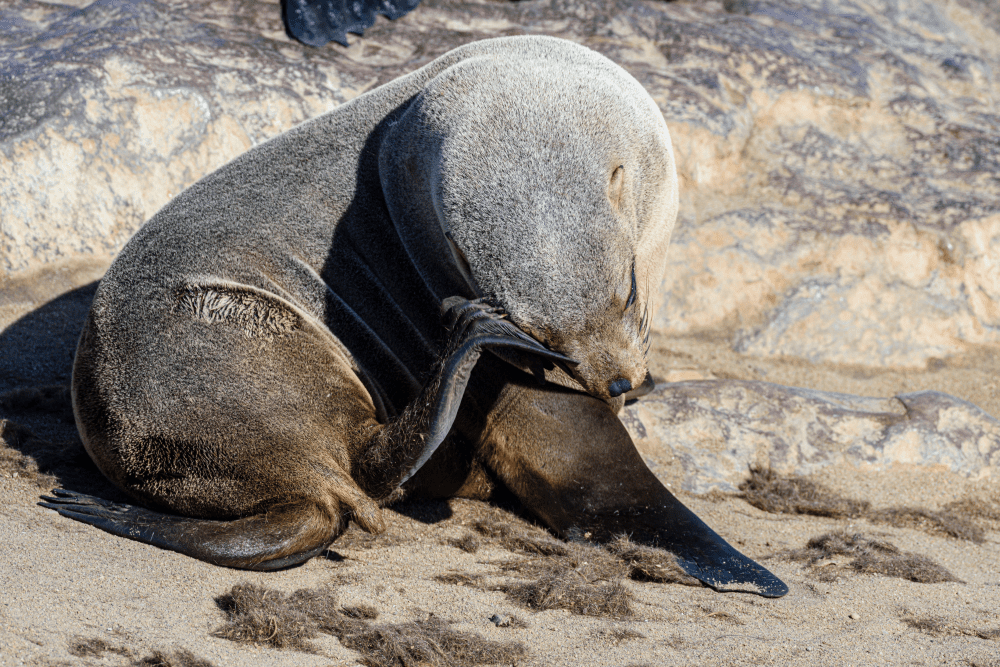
[282,0,422,47]
[358,297,574,495]
[464,358,789,598]
[40,489,339,570]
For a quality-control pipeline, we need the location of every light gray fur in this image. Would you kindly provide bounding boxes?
[71,35,678,546]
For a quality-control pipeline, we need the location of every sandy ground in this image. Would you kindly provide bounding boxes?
[2,261,999,667]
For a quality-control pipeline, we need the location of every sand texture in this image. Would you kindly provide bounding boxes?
[3,0,1000,665]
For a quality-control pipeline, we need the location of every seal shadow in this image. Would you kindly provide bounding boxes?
[0,280,122,499]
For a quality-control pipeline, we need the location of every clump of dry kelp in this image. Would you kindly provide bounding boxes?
[740,466,985,542]
[779,531,960,583]
[213,582,525,666]
[437,507,699,619]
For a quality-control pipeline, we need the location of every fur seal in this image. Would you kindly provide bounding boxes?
[41,36,787,597]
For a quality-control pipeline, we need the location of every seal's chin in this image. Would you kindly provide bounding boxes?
[604,394,626,414]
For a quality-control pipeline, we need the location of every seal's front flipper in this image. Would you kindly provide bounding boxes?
[358,297,574,496]
[283,0,422,47]
[40,489,344,570]
[465,363,789,598]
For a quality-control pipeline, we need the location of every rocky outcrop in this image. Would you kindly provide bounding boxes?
[4,0,1000,371]
[622,380,1000,493]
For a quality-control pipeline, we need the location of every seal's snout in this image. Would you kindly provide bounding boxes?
[607,378,632,398]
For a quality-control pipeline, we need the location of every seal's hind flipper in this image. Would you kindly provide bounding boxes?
[283,0,422,47]
[40,489,338,570]
[622,496,789,597]
[460,358,789,598]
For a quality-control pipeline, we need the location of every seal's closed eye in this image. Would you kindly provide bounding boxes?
[626,263,637,310]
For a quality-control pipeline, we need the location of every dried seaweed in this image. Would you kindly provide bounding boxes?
[67,638,216,666]
[433,573,486,588]
[593,627,645,645]
[213,582,526,665]
[134,649,218,667]
[902,615,1000,640]
[213,583,324,652]
[606,535,701,585]
[742,467,986,543]
[740,466,869,518]
[341,604,379,620]
[68,638,131,658]
[471,517,568,557]
[435,511,703,618]
[946,494,1000,530]
[868,507,983,543]
[0,420,59,488]
[448,533,481,553]
[780,532,960,583]
[499,567,633,618]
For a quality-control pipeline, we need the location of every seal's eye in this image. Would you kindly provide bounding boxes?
[625,263,637,309]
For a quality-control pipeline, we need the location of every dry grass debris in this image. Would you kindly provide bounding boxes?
[740,466,870,518]
[741,467,985,542]
[780,532,960,583]
[66,638,216,666]
[434,573,486,588]
[134,649,218,667]
[213,582,526,665]
[448,533,481,553]
[498,564,633,618]
[436,507,700,618]
[606,535,701,585]
[902,615,1000,640]
[593,627,645,645]
[68,637,131,658]
[0,420,58,488]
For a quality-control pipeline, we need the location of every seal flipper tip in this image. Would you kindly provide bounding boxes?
[640,503,789,597]
[671,541,789,598]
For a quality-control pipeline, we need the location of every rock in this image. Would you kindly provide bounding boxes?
[4,0,1000,370]
[621,379,1000,493]
[3,0,1000,365]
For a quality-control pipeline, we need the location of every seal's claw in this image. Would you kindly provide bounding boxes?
[441,296,574,365]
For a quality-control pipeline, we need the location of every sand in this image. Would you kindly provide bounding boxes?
[1,261,998,667]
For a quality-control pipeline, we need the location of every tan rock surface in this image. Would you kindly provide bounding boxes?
[3,0,1000,666]
[4,0,1000,368]
[622,379,1000,493]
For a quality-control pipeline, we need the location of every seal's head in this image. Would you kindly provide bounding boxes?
[381,37,678,403]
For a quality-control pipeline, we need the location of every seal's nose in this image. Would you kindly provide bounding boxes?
[607,378,632,398]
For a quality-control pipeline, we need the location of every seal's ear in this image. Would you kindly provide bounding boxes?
[608,164,626,212]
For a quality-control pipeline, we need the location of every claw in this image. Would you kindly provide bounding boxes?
[441,296,575,366]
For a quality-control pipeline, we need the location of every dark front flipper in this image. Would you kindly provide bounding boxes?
[282,0,422,47]
[356,297,573,496]
[466,362,788,598]
[40,489,341,571]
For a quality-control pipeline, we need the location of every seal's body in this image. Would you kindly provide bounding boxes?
[44,37,786,596]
